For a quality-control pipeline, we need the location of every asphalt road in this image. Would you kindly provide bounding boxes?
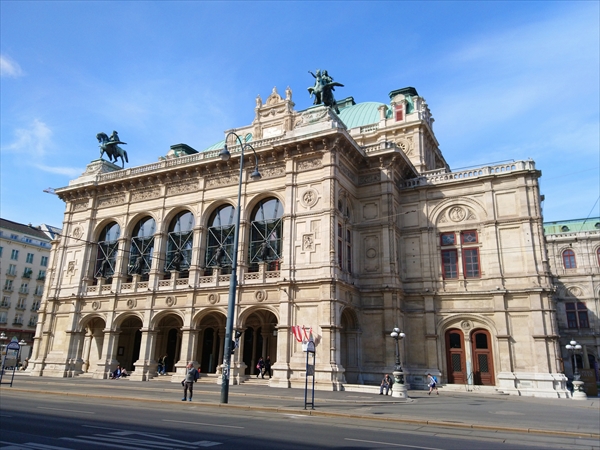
[1,391,598,450]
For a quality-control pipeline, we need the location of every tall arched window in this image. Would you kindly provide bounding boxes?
[205,205,236,275]
[562,249,576,269]
[165,211,194,276]
[94,222,120,282]
[128,216,156,280]
[249,198,283,272]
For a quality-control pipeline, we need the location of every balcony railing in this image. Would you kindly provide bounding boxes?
[3,286,13,292]
[0,302,10,308]
[5,270,16,276]
[18,289,29,295]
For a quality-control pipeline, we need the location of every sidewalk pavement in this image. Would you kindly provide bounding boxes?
[1,373,598,439]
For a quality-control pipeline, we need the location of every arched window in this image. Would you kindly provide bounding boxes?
[165,211,194,276]
[249,198,283,272]
[597,248,600,266]
[128,216,156,280]
[94,222,120,281]
[205,205,236,275]
[562,249,576,269]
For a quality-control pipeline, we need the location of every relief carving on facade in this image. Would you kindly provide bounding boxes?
[166,181,198,196]
[91,301,100,311]
[300,188,319,208]
[165,296,176,307]
[255,290,267,302]
[126,299,137,309]
[66,261,76,275]
[364,235,380,272]
[359,173,380,185]
[97,194,125,208]
[71,226,83,239]
[131,187,160,202]
[448,206,467,222]
[208,293,218,304]
[72,200,88,212]
[566,286,583,298]
[297,158,322,171]
[302,233,315,251]
[339,163,357,183]
[206,174,239,188]
[255,165,285,179]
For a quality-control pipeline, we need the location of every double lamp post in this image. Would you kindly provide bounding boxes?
[219,132,261,404]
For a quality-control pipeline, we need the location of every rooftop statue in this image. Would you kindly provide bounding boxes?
[308,69,344,114]
[97,131,129,168]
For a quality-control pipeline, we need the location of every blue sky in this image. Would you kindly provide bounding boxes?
[1,1,598,227]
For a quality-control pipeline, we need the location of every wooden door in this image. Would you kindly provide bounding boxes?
[471,329,495,385]
[445,329,466,384]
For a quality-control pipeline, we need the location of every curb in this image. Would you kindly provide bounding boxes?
[2,387,598,439]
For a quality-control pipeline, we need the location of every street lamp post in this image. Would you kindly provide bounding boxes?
[565,340,587,400]
[219,132,261,404]
[390,328,408,398]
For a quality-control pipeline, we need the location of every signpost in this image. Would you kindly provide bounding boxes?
[0,337,24,387]
[304,339,315,410]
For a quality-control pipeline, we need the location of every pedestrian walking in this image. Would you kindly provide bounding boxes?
[256,357,265,378]
[263,356,272,379]
[427,373,439,395]
[181,362,199,401]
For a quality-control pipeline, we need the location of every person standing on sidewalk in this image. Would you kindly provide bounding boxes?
[182,362,199,401]
[427,373,439,395]
[263,356,272,379]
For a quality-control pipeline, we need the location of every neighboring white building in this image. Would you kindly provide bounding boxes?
[544,218,600,385]
[29,84,571,397]
[0,218,55,346]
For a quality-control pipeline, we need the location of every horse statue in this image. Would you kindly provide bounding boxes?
[96,131,129,168]
[308,69,344,114]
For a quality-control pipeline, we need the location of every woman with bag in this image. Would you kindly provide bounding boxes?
[256,357,265,378]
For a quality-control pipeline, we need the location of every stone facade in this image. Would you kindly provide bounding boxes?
[0,219,54,347]
[29,85,570,397]
[544,218,600,388]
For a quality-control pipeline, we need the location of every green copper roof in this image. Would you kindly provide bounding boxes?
[543,217,600,234]
[338,102,388,129]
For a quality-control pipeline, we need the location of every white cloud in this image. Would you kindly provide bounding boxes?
[0,54,24,78]
[2,119,53,157]
[33,164,82,177]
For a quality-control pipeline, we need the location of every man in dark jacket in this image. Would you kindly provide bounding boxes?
[182,362,199,401]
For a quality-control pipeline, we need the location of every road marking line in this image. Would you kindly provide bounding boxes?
[36,407,94,415]
[345,438,444,450]
[0,442,73,449]
[162,419,244,429]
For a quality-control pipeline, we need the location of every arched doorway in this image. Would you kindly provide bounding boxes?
[197,312,226,374]
[340,308,360,383]
[445,329,466,384]
[155,314,183,373]
[241,309,278,376]
[471,329,495,385]
[116,316,143,372]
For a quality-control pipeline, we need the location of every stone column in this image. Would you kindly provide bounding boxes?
[95,329,120,379]
[174,327,199,376]
[129,329,158,381]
